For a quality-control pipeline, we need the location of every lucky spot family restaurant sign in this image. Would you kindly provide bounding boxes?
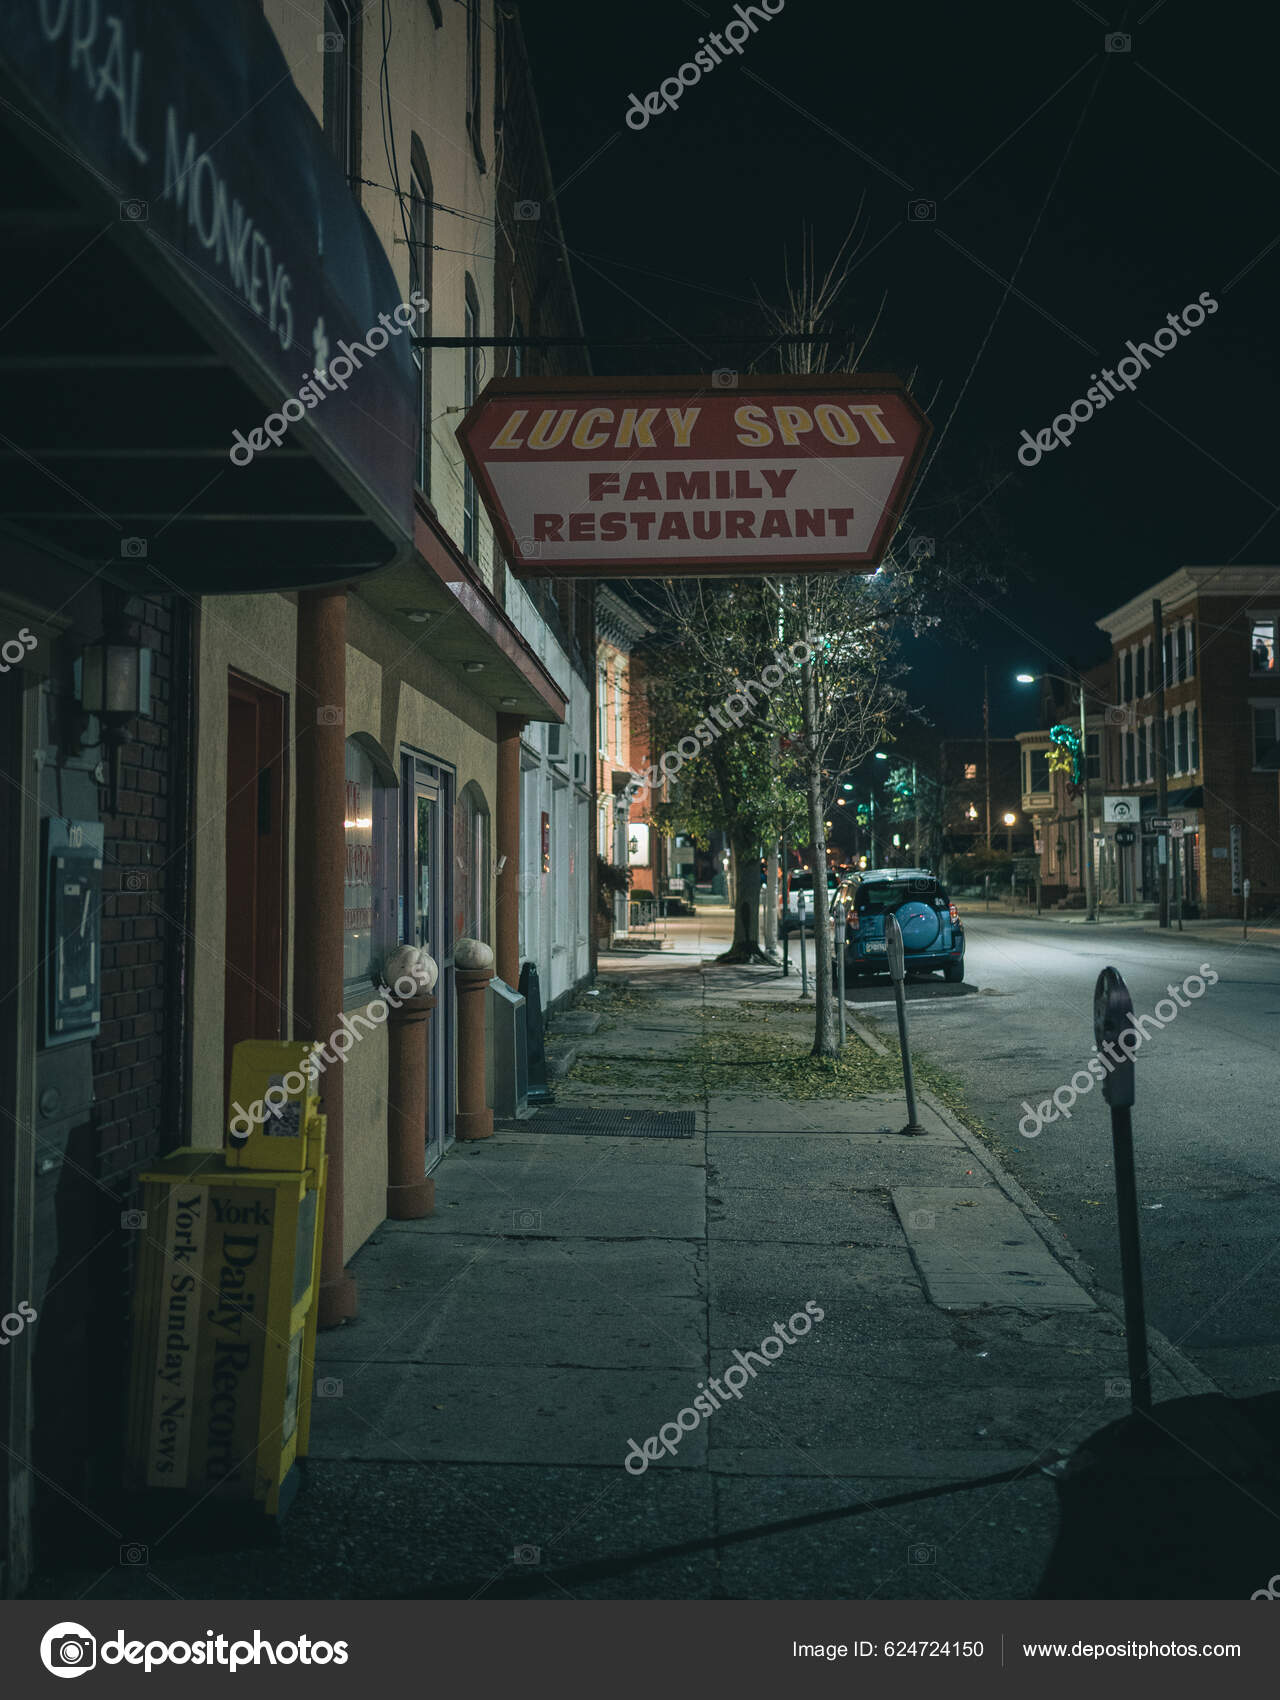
[456,374,931,578]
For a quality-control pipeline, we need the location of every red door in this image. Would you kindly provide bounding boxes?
[223,674,288,1110]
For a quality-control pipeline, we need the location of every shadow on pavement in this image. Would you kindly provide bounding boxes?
[1034,1393,1280,1600]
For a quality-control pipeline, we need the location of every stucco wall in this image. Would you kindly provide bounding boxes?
[193,591,497,1263]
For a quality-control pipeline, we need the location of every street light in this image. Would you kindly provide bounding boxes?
[1016,670,1096,921]
[1002,810,1016,855]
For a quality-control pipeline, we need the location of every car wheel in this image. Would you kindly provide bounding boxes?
[943,960,965,983]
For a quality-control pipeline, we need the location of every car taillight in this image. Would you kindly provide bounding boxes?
[949,903,959,924]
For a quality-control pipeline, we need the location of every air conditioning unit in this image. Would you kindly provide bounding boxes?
[545,724,567,762]
[486,977,530,1119]
[572,751,587,784]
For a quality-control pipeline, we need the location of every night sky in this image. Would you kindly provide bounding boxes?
[519,0,1278,737]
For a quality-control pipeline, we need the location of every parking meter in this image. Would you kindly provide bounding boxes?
[1093,965,1135,1107]
[833,899,846,944]
[883,914,920,1133]
[884,911,905,981]
[1092,965,1150,1413]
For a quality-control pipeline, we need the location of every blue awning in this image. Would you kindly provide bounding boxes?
[0,0,415,590]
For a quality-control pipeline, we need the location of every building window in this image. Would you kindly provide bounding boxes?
[1252,703,1280,770]
[1024,747,1050,792]
[1123,650,1133,702]
[1123,730,1134,786]
[463,276,480,560]
[613,665,624,762]
[454,781,491,940]
[1135,643,1146,699]
[1188,705,1199,772]
[321,1,354,178]
[1184,619,1195,679]
[963,762,977,780]
[465,0,485,168]
[1251,618,1276,675]
[1165,713,1176,775]
[409,147,433,496]
[597,664,608,754]
[1086,731,1100,782]
[1175,622,1188,684]
[1177,707,1190,775]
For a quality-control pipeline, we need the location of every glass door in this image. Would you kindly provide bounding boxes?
[402,755,455,1170]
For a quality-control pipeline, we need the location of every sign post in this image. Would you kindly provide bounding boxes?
[1093,967,1151,1416]
[884,913,923,1135]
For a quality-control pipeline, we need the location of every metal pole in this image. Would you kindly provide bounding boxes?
[985,873,990,912]
[1110,1103,1153,1415]
[1152,598,1170,928]
[781,835,790,974]
[913,762,920,865]
[1174,834,1184,931]
[885,914,923,1135]
[834,901,847,1046]
[1243,877,1250,941]
[1080,685,1097,922]
[1095,966,1151,1418]
[983,666,992,850]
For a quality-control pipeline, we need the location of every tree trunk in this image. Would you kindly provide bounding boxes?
[719,829,770,963]
[801,658,839,1055]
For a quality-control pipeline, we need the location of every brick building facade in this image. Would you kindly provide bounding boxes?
[1098,567,1280,917]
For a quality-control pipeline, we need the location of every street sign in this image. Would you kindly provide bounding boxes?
[1115,826,1136,848]
[1148,816,1185,835]
[457,373,932,578]
[1103,795,1139,823]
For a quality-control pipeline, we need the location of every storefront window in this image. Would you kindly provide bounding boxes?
[454,781,491,941]
[344,737,395,1004]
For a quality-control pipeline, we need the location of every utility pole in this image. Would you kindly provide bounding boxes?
[1152,598,1170,928]
[913,761,921,866]
[1079,683,1097,922]
[983,665,992,849]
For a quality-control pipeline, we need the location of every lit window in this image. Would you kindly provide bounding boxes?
[1251,619,1276,675]
[963,763,977,780]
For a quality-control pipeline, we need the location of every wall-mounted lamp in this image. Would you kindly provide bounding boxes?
[78,639,152,815]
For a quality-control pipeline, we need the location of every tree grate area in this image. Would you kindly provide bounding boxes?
[495,1108,696,1139]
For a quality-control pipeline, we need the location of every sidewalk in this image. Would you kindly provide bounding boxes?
[28,960,1280,1602]
[980,900,1280,951]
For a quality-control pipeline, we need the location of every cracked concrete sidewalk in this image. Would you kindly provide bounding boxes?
[30,965,1242,1601]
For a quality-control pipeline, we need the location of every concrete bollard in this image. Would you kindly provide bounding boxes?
[386,991,438,1217]
[455,938,495,1141]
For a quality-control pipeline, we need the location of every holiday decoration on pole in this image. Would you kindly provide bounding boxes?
[1048,722,1083,786]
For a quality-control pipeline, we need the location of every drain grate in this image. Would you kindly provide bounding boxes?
[496,1107,695,1139]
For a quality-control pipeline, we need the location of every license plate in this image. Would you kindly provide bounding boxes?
[863,941,886,953]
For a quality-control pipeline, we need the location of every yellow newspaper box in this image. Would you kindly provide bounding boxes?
[127,1042,327,1518]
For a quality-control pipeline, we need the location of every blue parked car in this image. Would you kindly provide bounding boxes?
[839,868,965,984]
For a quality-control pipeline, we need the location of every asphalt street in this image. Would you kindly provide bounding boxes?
[852,916,1280,1401]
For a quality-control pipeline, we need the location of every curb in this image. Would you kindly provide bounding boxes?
[849,1014,1220,1403]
